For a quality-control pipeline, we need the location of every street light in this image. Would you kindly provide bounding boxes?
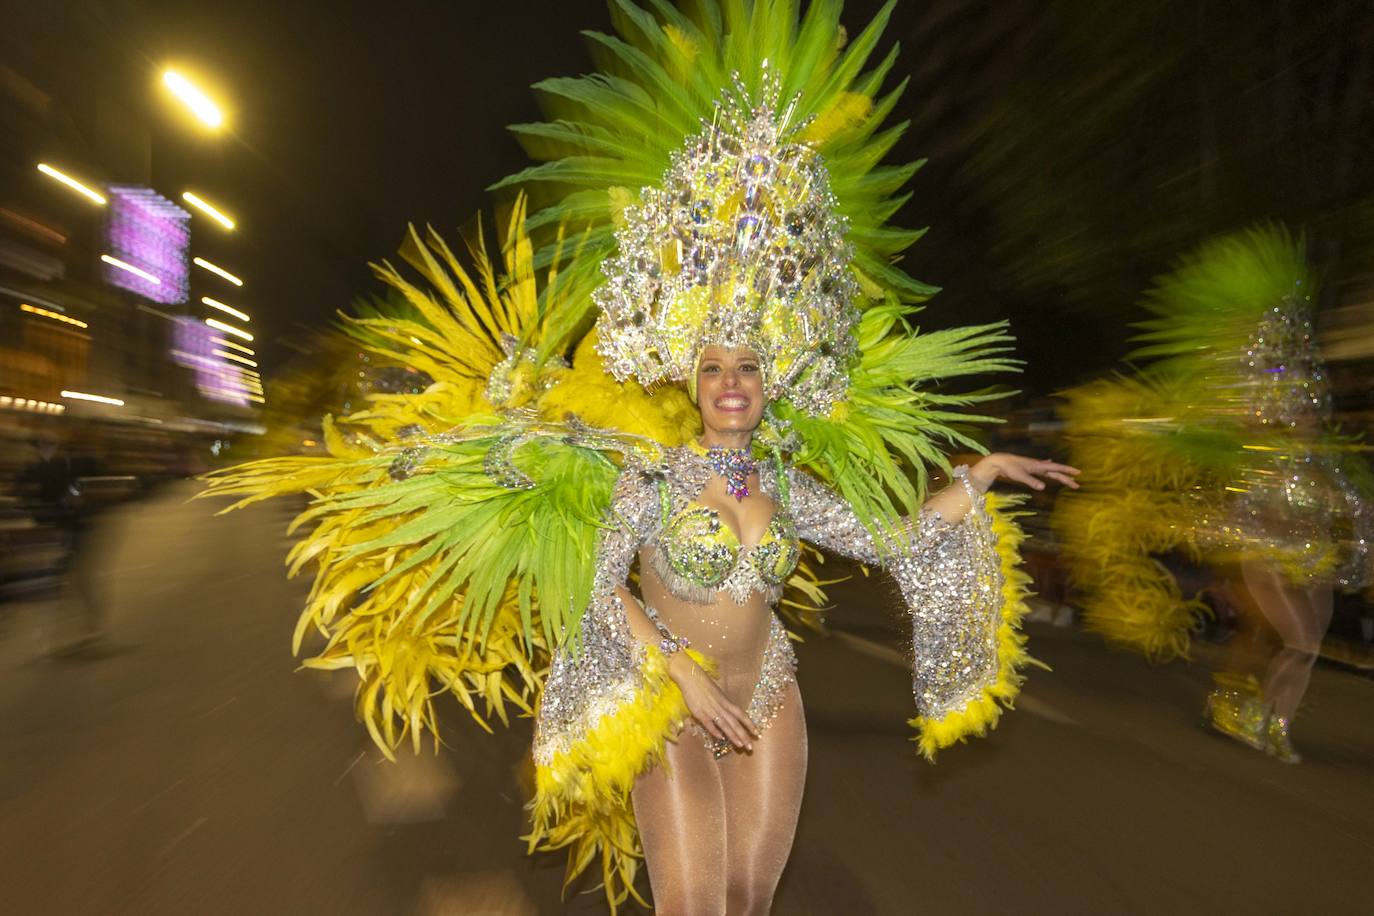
[215,349,258,367]
[205,317,252,341]
[101,254,161,285]
[61,390,125,407]
[193,257,243,286]
[20,303,88,329]
[202,296,250,323]
[211,337,254,356]
[36,163,106,205]
[182,191,235,230]
[162,70,224,128]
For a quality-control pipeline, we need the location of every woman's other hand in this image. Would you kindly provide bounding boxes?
[969,453,1081,494]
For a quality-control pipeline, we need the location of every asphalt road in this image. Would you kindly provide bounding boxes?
[1,484,1370,915]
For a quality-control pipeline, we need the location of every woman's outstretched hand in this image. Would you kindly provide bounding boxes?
[969,453,1081,494]
[668,654,758,752]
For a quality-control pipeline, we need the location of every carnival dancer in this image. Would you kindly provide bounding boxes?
[1056,225,1372,765]
[204,2,1078,909]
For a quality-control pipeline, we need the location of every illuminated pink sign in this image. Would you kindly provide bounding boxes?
[104,186,190,304]
[171,316,249,404]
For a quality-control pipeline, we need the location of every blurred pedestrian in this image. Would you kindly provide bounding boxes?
[17,428,113,654]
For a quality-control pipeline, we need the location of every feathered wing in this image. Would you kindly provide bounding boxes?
[768,307,1020,530]
[202,200,695,756]
[205,421,640,752]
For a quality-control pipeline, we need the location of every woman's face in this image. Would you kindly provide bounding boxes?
[696,345,766,439]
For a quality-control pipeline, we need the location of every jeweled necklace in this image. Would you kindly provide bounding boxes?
[695,441,756,501]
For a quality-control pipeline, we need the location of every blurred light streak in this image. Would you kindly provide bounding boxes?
[193,256,243,286]
[0,208,67,244]
[36,163,106,205]
[214,349,258,367]
[101,254,161,285]
[211,337,254,355]
[205,317,252,341]
[136,303,175,321]
[181,192,235,230]
[162,70,224,128]
[0,395,65,413]
[0,240,64,281]
[201,296,250,322]
[0,284,63,311]
[19,302,88,329]
[61,390,125,406]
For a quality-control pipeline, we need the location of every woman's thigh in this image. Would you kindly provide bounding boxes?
[718,681,808,914]
[632,731,728,915]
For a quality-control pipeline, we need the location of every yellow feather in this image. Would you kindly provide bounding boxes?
[799,91,874,147]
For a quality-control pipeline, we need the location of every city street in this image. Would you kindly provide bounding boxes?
[1,484,1371,915]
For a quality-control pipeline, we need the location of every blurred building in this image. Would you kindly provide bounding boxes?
[0,2,262,448]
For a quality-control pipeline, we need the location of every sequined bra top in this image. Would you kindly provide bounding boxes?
[646,450,802,605]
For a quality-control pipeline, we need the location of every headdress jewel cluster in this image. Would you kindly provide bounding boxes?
[594,65,860,417]
[1240,289,1330,429]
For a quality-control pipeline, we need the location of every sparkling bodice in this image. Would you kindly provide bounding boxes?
[654,503,801,605]
[625,446,801,605]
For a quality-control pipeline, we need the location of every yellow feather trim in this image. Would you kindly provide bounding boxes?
[540,335,700,446]
[799,90,874,147]
[526,646,711,911]
[662,24,699,69]
[908,493,1036,760]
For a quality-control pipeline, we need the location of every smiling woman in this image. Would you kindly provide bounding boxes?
[696,347,766,446]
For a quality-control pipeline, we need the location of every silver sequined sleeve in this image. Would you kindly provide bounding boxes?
[532,463,661,766]
[788,467,1008,725]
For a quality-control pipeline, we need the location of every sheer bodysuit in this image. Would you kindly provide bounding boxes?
[608,447,979,914]
[630,460,805,915]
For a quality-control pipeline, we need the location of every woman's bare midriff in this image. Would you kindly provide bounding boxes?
[638,550,774,709]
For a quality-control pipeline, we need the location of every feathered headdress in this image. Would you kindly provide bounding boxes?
[595,68,859,415]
